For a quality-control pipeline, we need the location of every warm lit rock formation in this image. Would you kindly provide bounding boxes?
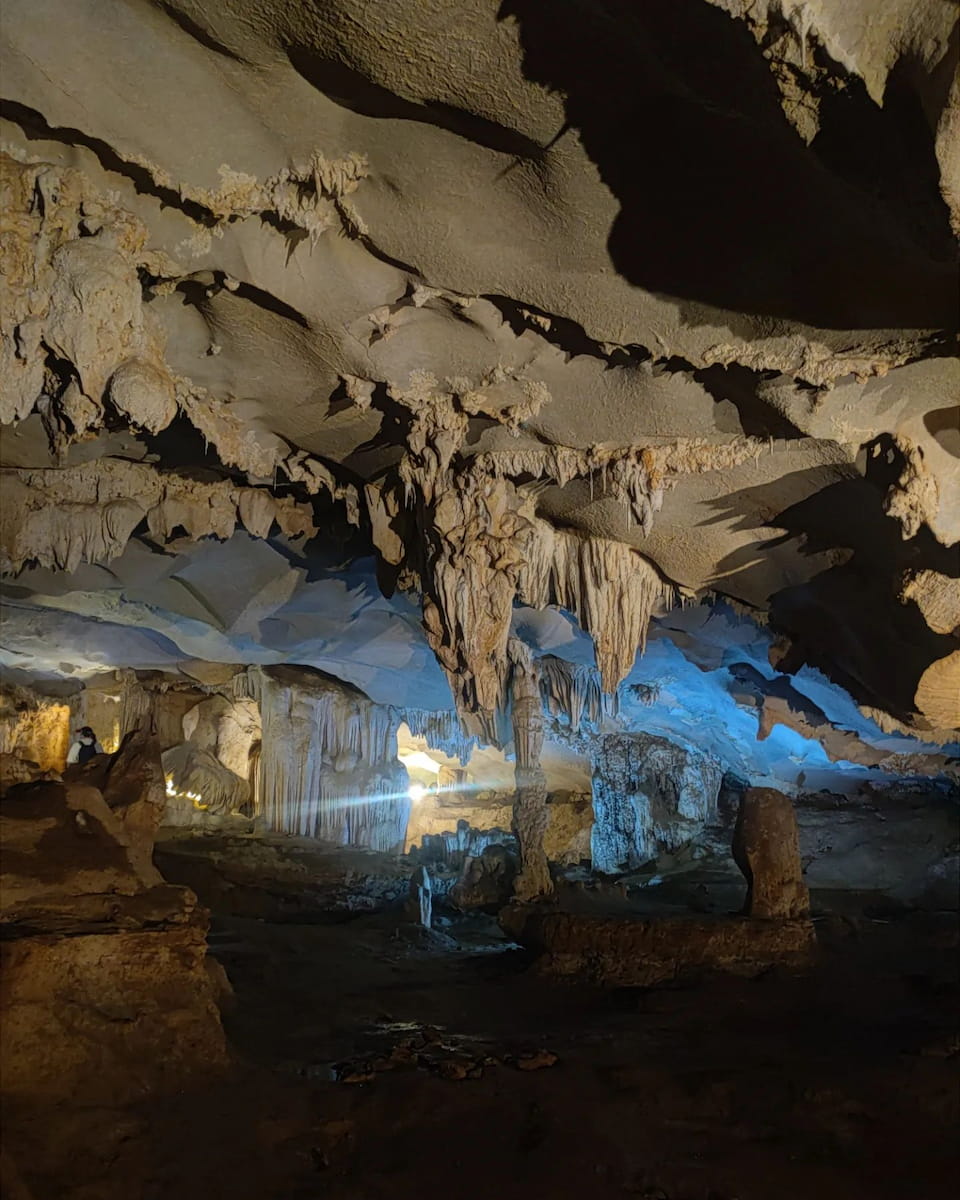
[0,0,956,920]
[733,788,810,920]
[0,773,228,1188]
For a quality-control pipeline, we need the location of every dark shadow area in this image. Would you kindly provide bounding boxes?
[768,563,954,718]
[286,47,545,160]
[498,0,958,330]
[695,364,807,438]
[923,406,960,458]
[152,0,252,64]
[811,54,956,264]
[702,445,956,714]
[138,413,232,478]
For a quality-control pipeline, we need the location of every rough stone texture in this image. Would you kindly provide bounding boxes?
[591,734,723,873]
[63,726,167,884]
[0,687,72,771]
[796,789,960,909]
[0,776,228,1125]
[509,641,553,900]
[733,787,810,920]
[450,844,518,912]
[1,922,227,1108]
[0,752,59,791]
[502,907,815,986]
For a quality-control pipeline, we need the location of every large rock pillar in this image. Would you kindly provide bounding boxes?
[508,641,553,901]
[733,787,810,919]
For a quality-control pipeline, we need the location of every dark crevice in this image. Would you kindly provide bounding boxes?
[286,48,546,161]
[810,54,957,265]
[0,99,219,228]
[138,414,236,479]
[151,0,252,64]
[356,232,420,278]
[482,294,650,365]
[173,273,311,330]
[229,280,311,330]
[693,365,807,439]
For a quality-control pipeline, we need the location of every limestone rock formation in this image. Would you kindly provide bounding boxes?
[509,640,553,901]
[590,734,723,874]
[451,844,518,912]
[503,906,815,986]
[733,787,810,920]
[0,779,228,1125]
[406,864,433,928]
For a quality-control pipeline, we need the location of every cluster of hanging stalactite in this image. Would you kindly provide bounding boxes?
[248,665,410,851]
[538,655,619,734]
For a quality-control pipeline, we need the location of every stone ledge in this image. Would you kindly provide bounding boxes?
[501,907,816,986]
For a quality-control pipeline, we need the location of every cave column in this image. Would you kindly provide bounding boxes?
[508,641,553,901]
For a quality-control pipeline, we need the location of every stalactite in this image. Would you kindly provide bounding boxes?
[538,656,618,733]
[508,639,553,900]
[360,380,761,724]
[399,709,481,763]
[115,670,154,743]
[0,459,316,575]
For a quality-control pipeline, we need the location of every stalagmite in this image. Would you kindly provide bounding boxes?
[407,865,433,929]
[508,640,553,901]
[732,788,810,920]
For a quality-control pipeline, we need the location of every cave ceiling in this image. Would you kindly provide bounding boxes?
[0,0,958,781]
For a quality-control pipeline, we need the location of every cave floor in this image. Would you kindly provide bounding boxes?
[47,837,960,1200]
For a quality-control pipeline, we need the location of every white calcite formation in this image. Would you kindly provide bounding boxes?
[249,666,410,851]
[590,734,723,874]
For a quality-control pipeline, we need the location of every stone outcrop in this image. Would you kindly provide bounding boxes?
[590,734,722,873]
[450,844,518,912]
[733,787,810,920]
[64,725,167,884]
[0,776,228,1153]
[502,907,814,986]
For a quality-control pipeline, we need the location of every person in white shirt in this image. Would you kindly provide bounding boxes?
[66,727,103,765]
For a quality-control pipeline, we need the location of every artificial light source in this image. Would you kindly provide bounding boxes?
[407,783,426,803]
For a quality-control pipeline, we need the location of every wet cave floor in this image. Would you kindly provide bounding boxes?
[72,835,960,1200]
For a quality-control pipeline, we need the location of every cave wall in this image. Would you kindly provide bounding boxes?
[0,685,72,770]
